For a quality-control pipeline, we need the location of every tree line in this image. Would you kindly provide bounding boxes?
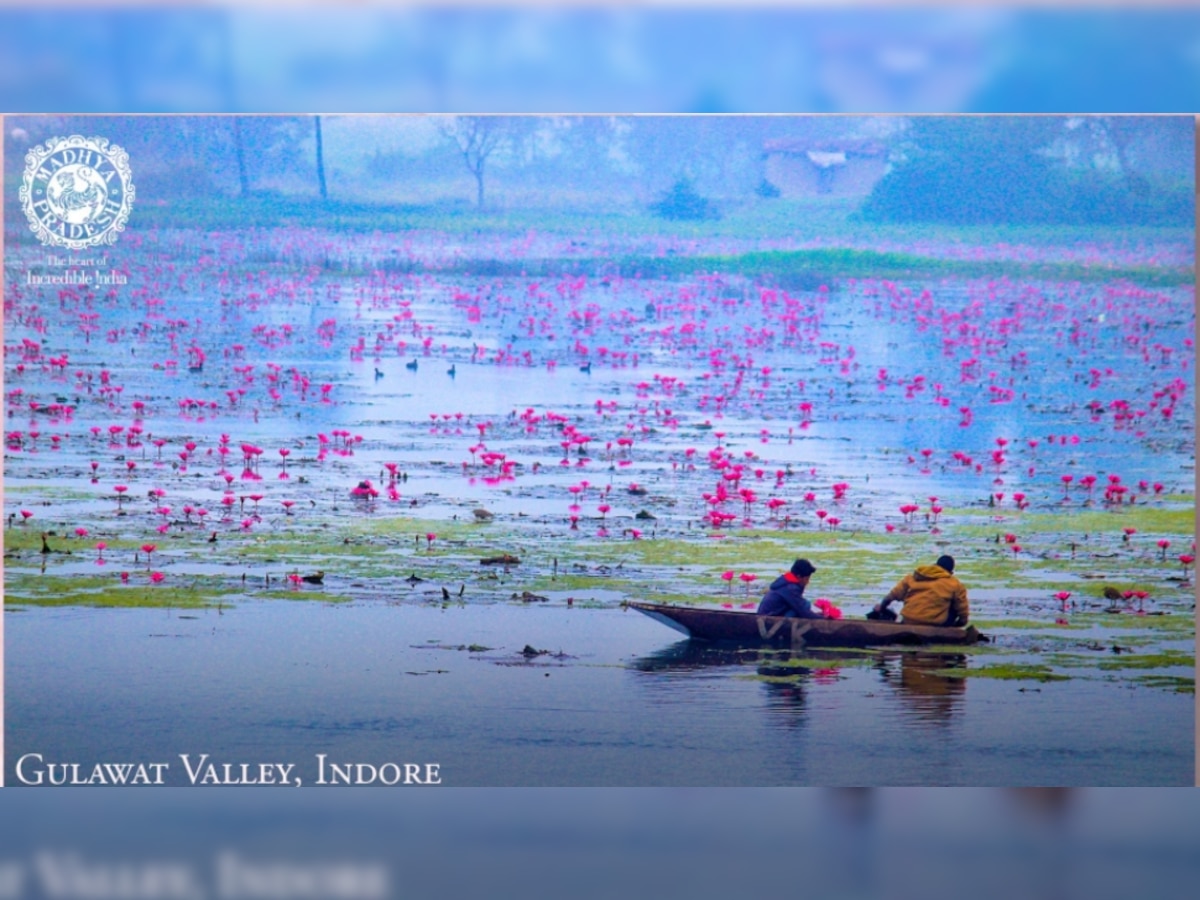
[5,115,1191,227]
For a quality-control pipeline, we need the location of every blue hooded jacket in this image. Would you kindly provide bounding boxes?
[756,573,821,618]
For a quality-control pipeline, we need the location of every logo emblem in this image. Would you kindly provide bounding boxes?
[19,135,135,250]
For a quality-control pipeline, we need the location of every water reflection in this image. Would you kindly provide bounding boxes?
[630,640,818,727]
[754,653,812,728]
[881,651,968,727]
[630,639,768,673]
[630,641,970,731]
[632,640,865,676]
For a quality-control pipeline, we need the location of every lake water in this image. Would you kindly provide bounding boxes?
[4,223,1194,786]
[6,600,1192,786]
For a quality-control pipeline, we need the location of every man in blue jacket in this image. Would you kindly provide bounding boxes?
[757,558,822,618]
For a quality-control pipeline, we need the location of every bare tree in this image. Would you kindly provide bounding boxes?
[440,116,505,208]
[314,115,328,201]
[232,117,250,197]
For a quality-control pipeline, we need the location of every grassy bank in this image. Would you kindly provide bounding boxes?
[6,197,1192,288]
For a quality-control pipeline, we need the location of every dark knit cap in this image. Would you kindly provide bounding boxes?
[936,554,955,573]
[790,558,816,577]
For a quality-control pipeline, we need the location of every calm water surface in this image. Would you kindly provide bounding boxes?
[4,222,1194,788]
[6,601,1191,786]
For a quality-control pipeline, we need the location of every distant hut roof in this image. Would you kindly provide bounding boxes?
[763,138,889,167]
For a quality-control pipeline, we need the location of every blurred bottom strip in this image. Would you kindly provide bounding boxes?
[0,788,1197,900]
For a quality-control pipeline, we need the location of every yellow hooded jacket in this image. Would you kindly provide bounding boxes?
[883,564,969,626]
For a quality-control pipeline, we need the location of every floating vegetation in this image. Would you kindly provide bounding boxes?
[411,643,494,653]
[750,654,876,670]
[888,642,1009,656]
[3,573,233,610]
[1096,650,1195,671]
[3,121,1195,789]
[1133,675,1195,694]
[932,663,1071,682]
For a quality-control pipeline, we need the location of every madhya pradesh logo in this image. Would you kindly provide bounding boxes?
[19,135,135,250]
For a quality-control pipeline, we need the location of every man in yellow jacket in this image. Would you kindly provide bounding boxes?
[875,555,969,627]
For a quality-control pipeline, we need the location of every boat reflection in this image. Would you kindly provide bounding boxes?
[630,640,778,673]
[754,652,817,727]
[631,640,864,674]
[630,640,970,727]
[875,651,968,726]
[630,640,833,727]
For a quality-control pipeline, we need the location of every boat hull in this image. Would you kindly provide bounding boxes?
[628,602,981,647]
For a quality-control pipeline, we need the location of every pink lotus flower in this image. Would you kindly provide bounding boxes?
[149,571,165,585]
[813,598,843,620]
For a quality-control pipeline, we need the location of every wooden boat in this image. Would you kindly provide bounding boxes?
[627,601,983,648]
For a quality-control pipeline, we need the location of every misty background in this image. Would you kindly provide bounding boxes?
[2,7,1200,114]
[1,5,1198,899]
[5,115,1193,230]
